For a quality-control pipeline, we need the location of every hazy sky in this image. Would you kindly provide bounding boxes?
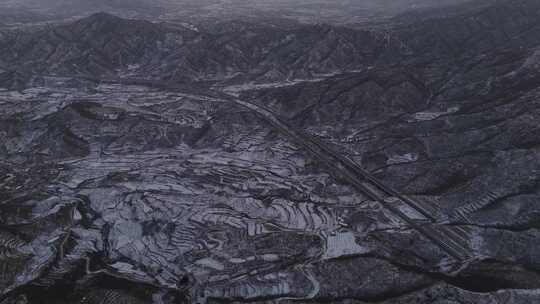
[1,0,475,10]
[0,0,478,21]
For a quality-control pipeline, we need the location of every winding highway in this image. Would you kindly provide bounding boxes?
[230,96,473,262]
[55,74,473,262]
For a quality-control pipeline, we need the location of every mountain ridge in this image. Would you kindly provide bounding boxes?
[1,0,537,85]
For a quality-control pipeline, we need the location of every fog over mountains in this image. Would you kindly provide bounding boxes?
[1,0,480,23]
[1,0,540,304]
[1,0,477,11]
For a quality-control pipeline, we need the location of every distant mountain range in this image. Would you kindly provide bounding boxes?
[0,0,483,25]
[1,0,540,89]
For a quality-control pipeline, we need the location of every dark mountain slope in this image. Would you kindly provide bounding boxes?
[2,1,540,86]
[395,0,540,59]
[14,2,530,85]
[157,23,387,82]
[0,13,166,76]
[239,0,540,226]
[0,13,392,84]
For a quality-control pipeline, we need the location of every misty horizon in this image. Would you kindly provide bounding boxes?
[0,0,481,23]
